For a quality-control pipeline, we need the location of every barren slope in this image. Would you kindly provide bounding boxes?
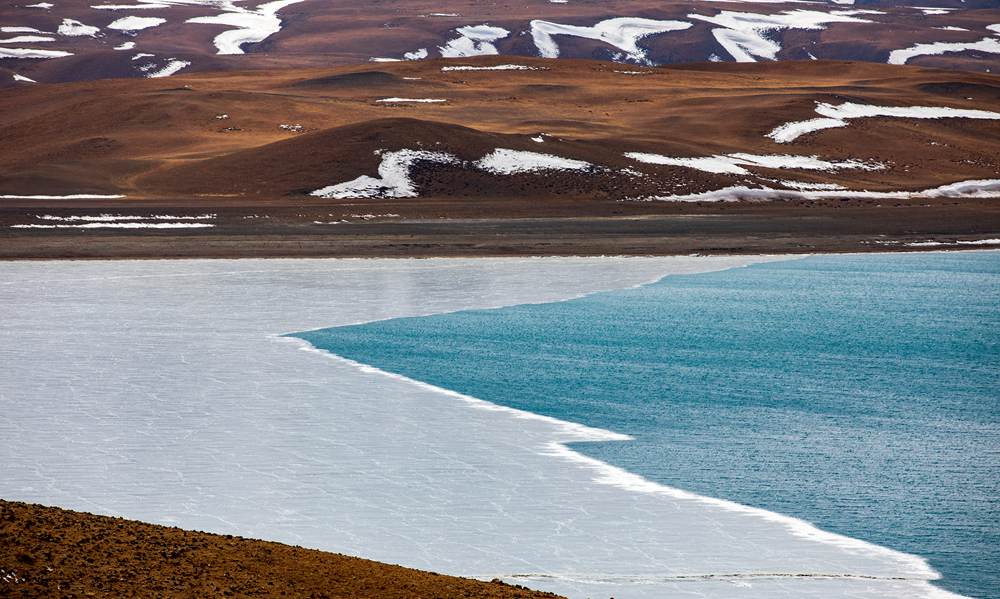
[0,500,561,599]
[2,58,998,198]
[1,57,998,258]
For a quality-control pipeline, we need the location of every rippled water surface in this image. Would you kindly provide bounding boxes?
[294,252,1000,599]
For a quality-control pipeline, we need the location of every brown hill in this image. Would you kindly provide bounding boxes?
[2,57,998,199]
[1,57,998,259]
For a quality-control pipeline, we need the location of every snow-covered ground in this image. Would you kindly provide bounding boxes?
[640,178,1000,202]
[1,26,50,33]
[58,18,101,37]
[187,0,308,55]
[475,149,592,175]
[107,16,166,32]
[0,35,56,43]
[438,24,509,58]
[310,150,457,199]
[888,24,1000,65]
[0,256,967,599]
[310,148,600,199]
[32,213,215,221]
[441,64,544,71]
[376,97,447,103]
[10,213,215,229]
[530,17,691,64]
[13,222,214,229]
[0,1,995,81]
[0,47,72,58]
[4,0,306,72]
[688,9,875,62]
[768,102,1000,143]
[904,238,1000,247]
[0,194,126,199]
[146,58,191,77]
[625,152,881,175]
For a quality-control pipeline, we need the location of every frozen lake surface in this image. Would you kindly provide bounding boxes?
[0,256,964,598]
[297,253,999,599]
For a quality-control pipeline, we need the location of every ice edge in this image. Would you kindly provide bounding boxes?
[275,255,966,598]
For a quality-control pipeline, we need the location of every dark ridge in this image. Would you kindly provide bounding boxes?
[291,70,402,88]
[138,118,521,195]
[918,81,1000,100]
[517,84,581,94]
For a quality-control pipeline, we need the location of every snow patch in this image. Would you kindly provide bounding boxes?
[310,148,596,199]
[13,222,214,229]
[911,6,954,16]
[107,16,166,31]
[905,238,1000,247]
[187,0,307,55]
[310,150,458,199]
[441,64,544,71]
[530,17,691,64]
[475,149,592,175]
[92,2,171,8]
[779,180,847,191]
[639,179,1000,202]
[768,102,1000,143]
[0,47,72,58]
[439,24,509,58]
[625,151,881,174]
[146,59,189,77]
[888,37,1000,65]
[0,194,125,199]
[58,18,100,37]
[689,9,872,62]
[626,153,750,174]
[376,97,447,103]
[0,35,55,43]
[33,213,215,222]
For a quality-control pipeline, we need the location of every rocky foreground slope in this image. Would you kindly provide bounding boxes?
[0,500,561,598]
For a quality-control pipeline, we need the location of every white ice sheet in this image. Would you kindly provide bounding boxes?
[0,256,962,599]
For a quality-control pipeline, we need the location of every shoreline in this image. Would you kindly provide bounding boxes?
[1,245,998,263]
[2,198,998,261]
[290,338,952,589]
[281,254,985,598]
[0,254,986,599]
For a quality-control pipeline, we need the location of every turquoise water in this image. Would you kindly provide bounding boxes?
[291,252,1000,599]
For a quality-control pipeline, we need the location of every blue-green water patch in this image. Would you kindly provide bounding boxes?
[290,252,1000,598]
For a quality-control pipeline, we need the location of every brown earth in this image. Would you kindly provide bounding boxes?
[1,197,999,259]
[2,58,998,198]
[1,58,998,259]
[0,499,563,599]
[1,0,998,84]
